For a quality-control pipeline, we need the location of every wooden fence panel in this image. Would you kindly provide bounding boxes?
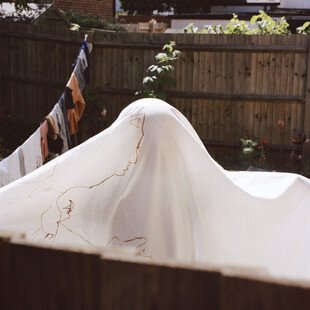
[220,274,310,310]
[0,23,310,150]
[0,237,100,310]
[304,41,310,158]
[2,238,310,309]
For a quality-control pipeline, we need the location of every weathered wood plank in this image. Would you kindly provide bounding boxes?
[0,23,309,151]
[2,238,310,310]
[303,38,310,159]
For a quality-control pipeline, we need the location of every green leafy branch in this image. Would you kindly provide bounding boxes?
[249,10,290,34]
[136,41,181,101]
[297,22,310,34]
[225,13,250,34]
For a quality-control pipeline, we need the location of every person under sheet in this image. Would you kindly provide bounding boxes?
[0,98,309,282]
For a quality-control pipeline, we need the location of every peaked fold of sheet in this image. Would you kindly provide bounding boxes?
[0,98,309,282]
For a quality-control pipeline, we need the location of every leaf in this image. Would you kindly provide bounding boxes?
[250,15,259,24]
[243,147,254,155]
[163,44,173,53]
[136,40,181,103]
[148,65,158,72]
[155,53,167,61]
[143,76,153,84]
[297,21,310,34]
[135,91,142,96]
[173,50,181,57]
[161,65,174,72]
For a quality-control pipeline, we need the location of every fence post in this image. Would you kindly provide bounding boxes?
[0,235,101,310]
[303,38,310,162]
[0,235,11,310]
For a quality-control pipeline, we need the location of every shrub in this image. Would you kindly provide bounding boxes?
[64,11,127,32]
[184,10,291,35]
[200,24,224,34]
[224,13,250,34]
[184,23,199,33]
[136,41,181,101]
[249,10,290,34]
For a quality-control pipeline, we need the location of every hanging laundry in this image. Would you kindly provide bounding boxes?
[73,40,90,88]
[64,86,75,109]
[47,134,63,155]
[49,102,69,154]
[40,120,49,161]
[65,40,90,140]
[0,128,42,187]
[44,113,63,154]
[66,73,86,136]
[45,114,59,140]
[82,41,90,85]
[58,95,72,149]
[0,149,21,187]
[22,128,43,172]
[18,148,26,177]
[0,40,91,188]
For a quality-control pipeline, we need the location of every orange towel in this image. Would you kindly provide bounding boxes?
[66,72,85,135]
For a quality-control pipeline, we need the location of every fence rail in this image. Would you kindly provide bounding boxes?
[1,236,310,309]
[1,23,310,150]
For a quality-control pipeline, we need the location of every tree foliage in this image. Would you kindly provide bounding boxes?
[0,0,41,9]
[136,41,181,101]
[64,11,126,32]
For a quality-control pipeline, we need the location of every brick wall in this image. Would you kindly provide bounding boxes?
[54,0,114,19]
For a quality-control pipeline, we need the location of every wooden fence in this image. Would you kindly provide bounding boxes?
[1,235,310,309]
[1,23,310,150]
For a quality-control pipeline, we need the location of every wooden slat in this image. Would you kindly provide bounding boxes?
[303,38,310,158]
[0,23,309,151]
[3,237,310,310]
[267,47,276,144]
[260,39,271,143]
[92,42,308,53]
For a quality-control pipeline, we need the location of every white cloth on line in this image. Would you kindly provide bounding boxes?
[50,102,69,154]
[0,128,42,187]
[0,98,309,282]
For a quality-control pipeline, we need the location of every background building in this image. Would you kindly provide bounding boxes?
[53,0,115,19]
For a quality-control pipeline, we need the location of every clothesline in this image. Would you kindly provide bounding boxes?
[0,39,91,187]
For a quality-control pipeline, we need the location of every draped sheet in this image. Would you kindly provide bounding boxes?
[0,128,42,186]
[0,98,309,281]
